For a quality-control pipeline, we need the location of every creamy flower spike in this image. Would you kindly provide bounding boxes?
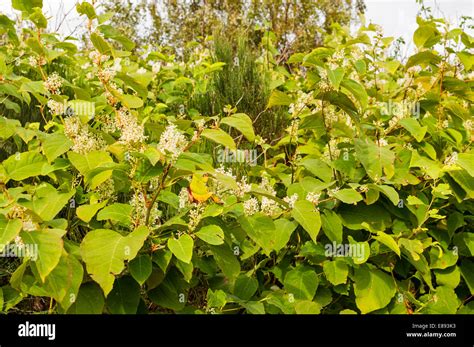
[288,119,300,139]
[306,192,321,204]
[259,177,279,216]
[111,58,122,72]
[28,56,37,67]
[28,55,46,67]
[97,67,116,83]
[444,152,458,167]
[64,116,107,154]
[235,176,252,198]
[322,137,350,161]
[47,99,65,115]
[377,138,388,147]
[288,90,313,116]
[130,191,161,227]
[151,61,161,74]
[157,124,189,161]
[188,204,204,230]
[114,108,147,147]
[243,197,259,216]
[89,51,109,65]
[22,219,37,232]
[7,205,37,231]
[283,193,299,209]
[44,73,62,94]
[214,166,251,199]
[178,187,189,210]
[14,236,25,248]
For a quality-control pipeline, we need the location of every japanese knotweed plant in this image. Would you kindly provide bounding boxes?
[0,1,472,314]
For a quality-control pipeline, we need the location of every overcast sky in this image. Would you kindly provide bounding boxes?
[0,0,472,52]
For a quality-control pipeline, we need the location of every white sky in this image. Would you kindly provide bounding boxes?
[365,0,473,54]
[0,0,473,50]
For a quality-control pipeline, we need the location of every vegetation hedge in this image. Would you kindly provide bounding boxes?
[0,1,473,314]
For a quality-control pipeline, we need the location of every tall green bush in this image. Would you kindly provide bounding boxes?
[0,1,472,314]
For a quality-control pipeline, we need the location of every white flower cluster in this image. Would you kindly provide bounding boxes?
[178,187,189,210]
[240,176,280,216]
[151,61,161,74]
[214,166,235,196]
[195,119,206,129]
[377,138,388,147]
[407,66,422,75]
[259,177,279,216]
[157,124,189,161]
[288,91,313,115]
[328,50,351,70]
[115,108,147,146]
[22,219,37,231]
[213,166,252,199]
[317,69,331,91]
[322,138,345,161]
[215,165,234,178]
[47,99,65,115]
[243,197,259,216]
[64,116,107,154]
[444,151,458,166]
[188,204,204,230]
[242,181,325,216]
[255,136,266,146]
[99,114,119,134]
[325,107,352,127]
[130,191,161,227]
[14,235,25,248]
[283,193,298,209]
[28,55,46,68]
[235,176,252,198]
[136,67,147,74]
[306,192,321,204]
[89,51,109,65]
[8,205,26,219]
[7,205,37,231]
[97,67,116,83]
[289,119,300,139]
[44,73,62,94]
[374,24,384,36]
[112,58,122,72]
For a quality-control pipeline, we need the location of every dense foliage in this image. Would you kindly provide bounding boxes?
[0,1,473,314]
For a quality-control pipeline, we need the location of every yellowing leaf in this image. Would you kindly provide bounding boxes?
[189,173,212,203]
